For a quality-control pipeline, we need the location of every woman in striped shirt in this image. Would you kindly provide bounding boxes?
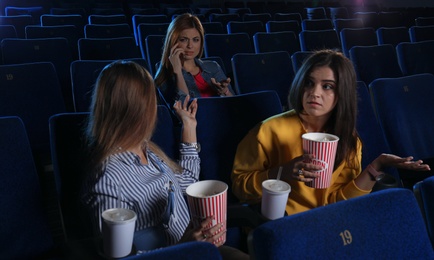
[81,60,226,252]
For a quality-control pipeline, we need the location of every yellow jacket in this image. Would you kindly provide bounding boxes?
[231,110,369,216]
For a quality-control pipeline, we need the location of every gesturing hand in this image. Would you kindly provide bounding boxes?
[173,95,198,127]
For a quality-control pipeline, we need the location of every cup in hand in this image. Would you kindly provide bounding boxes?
[102,208,137,258]
[186,180,227,244]
[261,179,291,220]
[302,133,339,189]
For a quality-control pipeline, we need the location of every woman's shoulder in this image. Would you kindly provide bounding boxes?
[262,110,298,125]
[196,58,220,70]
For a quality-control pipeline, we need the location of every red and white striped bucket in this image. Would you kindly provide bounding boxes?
[302,133,339,189]
[186,180,228,244]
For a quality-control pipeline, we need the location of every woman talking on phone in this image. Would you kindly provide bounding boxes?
[154,13,235,105]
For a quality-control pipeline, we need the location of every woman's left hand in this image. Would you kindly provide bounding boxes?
[211,77,232,96]
[373,154,431,171]
[173,95,198,127]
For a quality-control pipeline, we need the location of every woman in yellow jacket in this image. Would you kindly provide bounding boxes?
[231,50,430,216]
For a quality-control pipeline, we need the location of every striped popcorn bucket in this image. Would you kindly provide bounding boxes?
[186,180,228,244]
[302,133,339,189]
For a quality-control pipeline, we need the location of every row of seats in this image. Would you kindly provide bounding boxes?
[2,10,433,40]
[0,115,223,259]
[3,2,434,26]
[2,83,434,257]
[1,58,433,190]
[1,35,433,113]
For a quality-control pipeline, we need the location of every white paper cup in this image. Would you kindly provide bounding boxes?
[302,133,339,189]
[102,208,137,258]
[186,180,227,244]
[261,179,291,220]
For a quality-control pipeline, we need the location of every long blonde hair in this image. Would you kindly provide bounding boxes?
[87,60,181,173]
[154,13,204,87]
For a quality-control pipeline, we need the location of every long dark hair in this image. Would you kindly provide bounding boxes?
[289,50,359,168]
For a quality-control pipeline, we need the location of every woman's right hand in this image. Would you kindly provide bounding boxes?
[279,154,323,183]
[173,95,197,128]
[169,43,184,74]
[179,216,226,247]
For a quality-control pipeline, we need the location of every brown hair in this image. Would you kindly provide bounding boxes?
[289,50,359,168]
[87,60,181,173]
[154,13,204,87]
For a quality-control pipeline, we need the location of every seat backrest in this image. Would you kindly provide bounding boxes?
[369,73,434,160]
[142,34,165,76]
[0,116,55,259]
[265,20,300,34]
[195,91,283,203]
[70,58,149,112]
[131,14,169,44]
[204,33,254,77]
[49,106,176,241]
[413,175,434,248]
[379,11,405,27]
[0,62,66,165]
[232,51,294,109]
[353,11,380,29]
[305,7,326,19]
[273,12,302,24]
[349,44,403,85]
[415,16,434,26]
[242,13,272,24]
[299,29,341,52]
[290,50,314,74]
[84,23,132,38]
[40,14,85,33]
[202,22,225,34]
[5,6,45,24]
[301,18,334,30]
[0,15,33,38]
[0,24,17,40]
[208,13,241,27]
[328,7,349,19]
[253,31,300,56]
[356,81,400,185]
[249,188,434,259]
[396,40,434,76]
[0,24,17,62]
[25,25,81,60]
[136,23,170,47]
[1,37,74,110]
[49,112,92,241]
[90,7,124,16]
[164,7,192,18]
[409,25,434,42]
[376,26,410,47]
[333,18,364,34]
[50,7,87,16]
[78,37,142,60]
[340,27,377,57]
[195,8,222,20]
[88,14,127,25]
[226,20,265,39]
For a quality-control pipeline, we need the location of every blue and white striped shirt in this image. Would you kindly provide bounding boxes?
[82,144,200,246]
